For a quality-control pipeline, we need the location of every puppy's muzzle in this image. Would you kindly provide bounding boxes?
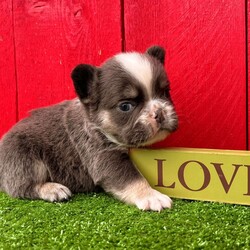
[155,106,178,133]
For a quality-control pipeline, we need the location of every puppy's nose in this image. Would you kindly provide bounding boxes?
[155,108,164,124]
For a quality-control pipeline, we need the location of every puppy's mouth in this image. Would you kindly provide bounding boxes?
[139,122,178,147]
[113,115,178,148]
[139,130,171,147]
[99,125,176,148]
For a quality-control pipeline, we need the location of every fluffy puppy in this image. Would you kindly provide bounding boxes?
[0,46,178,211]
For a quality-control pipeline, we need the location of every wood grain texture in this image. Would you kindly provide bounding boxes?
[13,0,122,120]
[124,0,247,150]
[0,0,17,138]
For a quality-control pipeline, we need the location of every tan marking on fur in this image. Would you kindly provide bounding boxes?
[111,178,172,211]
[33,161,48,183]
[98,110,112,126]
[97,111,124,145]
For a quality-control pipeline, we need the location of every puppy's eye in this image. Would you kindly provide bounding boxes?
[118,102,135,112]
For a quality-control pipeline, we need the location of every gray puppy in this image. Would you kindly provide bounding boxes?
[0,46,178,211]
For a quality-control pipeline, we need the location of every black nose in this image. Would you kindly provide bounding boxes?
[155,109,164,124]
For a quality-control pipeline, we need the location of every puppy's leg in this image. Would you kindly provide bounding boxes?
[112,178,172,212]
[0,153,72,202]
[90,152,172,212]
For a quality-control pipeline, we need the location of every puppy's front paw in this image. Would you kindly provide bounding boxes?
[36,182,72,202]
[113,179,172,212]
[135,189,172,212]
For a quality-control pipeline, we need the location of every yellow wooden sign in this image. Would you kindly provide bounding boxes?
[129,148,250,206]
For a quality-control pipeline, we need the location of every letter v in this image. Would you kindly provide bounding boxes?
[211,163,242,193]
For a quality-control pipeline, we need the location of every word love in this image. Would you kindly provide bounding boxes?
[130,148,250,205]
[155,159,250,195]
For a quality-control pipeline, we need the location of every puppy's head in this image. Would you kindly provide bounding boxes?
[71,46,178,147]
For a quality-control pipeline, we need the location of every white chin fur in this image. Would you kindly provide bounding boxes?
[140,130,170,146]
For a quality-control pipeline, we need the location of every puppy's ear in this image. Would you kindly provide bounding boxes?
[71,64,98,102]
[146,46,165,65]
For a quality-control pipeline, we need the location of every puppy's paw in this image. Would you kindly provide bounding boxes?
[113,179,172,212]
[36,182,72,202]
[135,189,172,212]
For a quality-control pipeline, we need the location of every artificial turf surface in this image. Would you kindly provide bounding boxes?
[0,192,249,249]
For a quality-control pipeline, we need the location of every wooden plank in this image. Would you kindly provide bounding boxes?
[124,0,246,150]
[130,148,250,206]
[13,0,122,120]
[0,0,17,138]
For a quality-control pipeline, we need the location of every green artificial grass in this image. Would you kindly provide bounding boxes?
[0,192,249,249]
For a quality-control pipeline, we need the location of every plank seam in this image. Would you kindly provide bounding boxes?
[120,0,126,51]
[11,0,19,122]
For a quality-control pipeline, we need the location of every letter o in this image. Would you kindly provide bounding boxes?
[178,160,211,191]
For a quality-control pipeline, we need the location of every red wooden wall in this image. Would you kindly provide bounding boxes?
[0,0,248,150]
[0,0,17,136]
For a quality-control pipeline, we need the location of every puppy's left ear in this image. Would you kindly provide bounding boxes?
[71,64,99,102]
[146,45,165,65]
